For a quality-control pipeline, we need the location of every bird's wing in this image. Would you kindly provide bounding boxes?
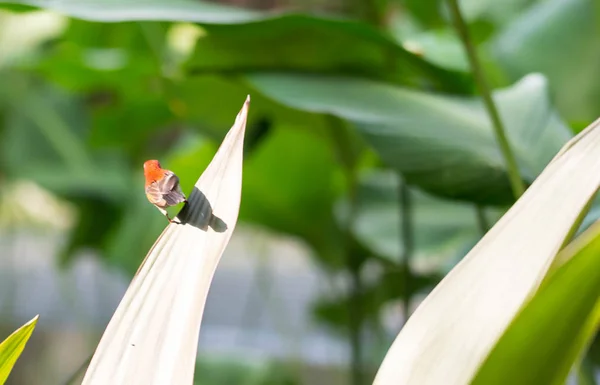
[156,171,187,206]
[145,182,165,206]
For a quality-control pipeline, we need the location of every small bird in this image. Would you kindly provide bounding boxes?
[143,160,187,223]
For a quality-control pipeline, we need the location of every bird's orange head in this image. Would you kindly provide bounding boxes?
[143,159,165,186]
[143,159,161,171]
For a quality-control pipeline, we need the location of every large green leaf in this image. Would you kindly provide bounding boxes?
[0,0,470,93]
[0,0,261,23]
[472,219,600,385]
[30,22,162,92]
[188,14,470,92]
[351,171,500,266]
[492,0,600,123]
[194,356,298,385]
[401,0,445,28]
[392,28,469,72]
[372,118,600,384]
[458,0,534,26]
[239,124,346,267]
[247,73,571,205]
[171,76,326,140]
[0,315,38,385]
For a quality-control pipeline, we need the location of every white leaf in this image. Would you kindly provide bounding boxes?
[82,96,250,385]
[373,118,600,385]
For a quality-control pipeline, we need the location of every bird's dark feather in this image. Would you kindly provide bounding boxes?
[145,172,186,208]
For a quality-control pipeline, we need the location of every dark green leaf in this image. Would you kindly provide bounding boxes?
[189,15,471,92]
[60,197,122,265]
[457,0,534,26]
[350,171,500,266]
[240,124,346,267]
[1,0,471,92]
[0,0,261,23]
[247,73,571,204]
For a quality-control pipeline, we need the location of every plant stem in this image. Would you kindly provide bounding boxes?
[326,115,365,385]
[398,178,414,320]
[345,158,364,385]
[447,0,525,199]
[348,255,364,385]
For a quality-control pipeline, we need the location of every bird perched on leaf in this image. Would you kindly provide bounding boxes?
[143,160,187,223]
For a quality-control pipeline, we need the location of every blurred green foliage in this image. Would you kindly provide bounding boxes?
[0,0,598,383]
[194,357,299,385]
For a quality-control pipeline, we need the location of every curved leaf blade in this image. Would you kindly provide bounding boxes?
[82,97,250,385]
[0,0,261,23]
[373,118,600,385]
[0,0,470,92]
[248,73,571,204]
[188,15,469,92]
[472,219,600,385]
[0,315,38,385]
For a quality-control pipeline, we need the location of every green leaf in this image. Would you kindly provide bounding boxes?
[472,219,600,385]
[0,315,38,385]
[578,360,597,385]
[457,0,533,26]
[188,14,470,92]
[248,73,571,205]
[583,334,600,382]
[0,0,261,23]
[351,171,501,266]
[492,0,600,123]
[194,356,298,385]
[240,124,346,267]
[372,118,600,384]
[401,0,445,28]
[396,29,469,72]
[0,0,471,92]
[172,76,322,139]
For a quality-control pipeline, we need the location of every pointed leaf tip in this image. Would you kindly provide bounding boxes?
[373,118,600,385]
[0,315,38,385]
[232,96,250,130]
[241,95,251,114]
[81,98,248,385]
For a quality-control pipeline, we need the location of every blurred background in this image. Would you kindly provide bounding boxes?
[0,0,598,384]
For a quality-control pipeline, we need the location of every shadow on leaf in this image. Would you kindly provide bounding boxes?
[175,187,227,232]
